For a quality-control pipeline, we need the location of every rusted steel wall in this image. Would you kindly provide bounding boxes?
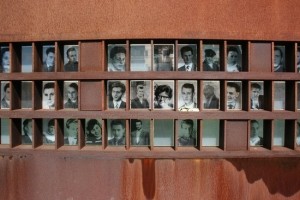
[1,151,300,199]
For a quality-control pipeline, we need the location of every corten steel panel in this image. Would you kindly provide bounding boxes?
[1,1,300,41]
[80,42,102,72]
[226,120,248,151]
[250,43,272,72]
[80,81,102,110]
[1,151,300,199]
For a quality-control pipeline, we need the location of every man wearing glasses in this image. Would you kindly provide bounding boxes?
[154,84,174,109]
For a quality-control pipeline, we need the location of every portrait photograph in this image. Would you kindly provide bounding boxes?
[202,120,220,146]
[274,119,285,146]
[85,118,102,145]
[42,81,55,110]
[178,80,198,111]
[130,44,151,71]
[21,81,32,109]
[250,120,264,146]
[107,44,126,72]
[297,120,300,146]
[1,118,10,144]
[297,82,300,110]
[153,80,174,110]
[64,118,78,145]
[202,44,220,71]
[202,81,220,110]
[1,81,10,109]
[226,45,242,72]
[64,81,78,109]
[42,45,55,72]
[22,118,33,145]
[227,81,242,110]
[43,118,55,144]
[250,81,264,110]
[274,81,285,110]
[107,80,127,109]
[154,119,174,146]
[64,45,79,72]
[274,46,285,72]
[177,119,197,147]
[107,119,126,146]
[130,80,151,109]
[130,119,150,146]
[0,46,10,73]
[177,44,197,71]
[153,44,174,71]
[21,45,32,72]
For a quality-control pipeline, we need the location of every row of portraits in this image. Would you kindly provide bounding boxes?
[1,80,297,111]
[1,118,299,147]
[1,44,298,72]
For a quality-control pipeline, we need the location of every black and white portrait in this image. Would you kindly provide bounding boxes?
[177,119,197,146]
[130,80,150,109]
[43,118,55,144]
[202,44,220,71]
[85,119,102,145]
[21,45,32,72]
[227,81,242,110]
[42,81,55,109]
[1,81,10,109]
[64,81,78,109]
[42,45,55,72]
[297,120,300,146]
[250,120,263,146]
[178,44,197,71]
[153,44,174,71]
[64,45,78,72]
[21,81,32,109]
[64,118,78,145]
[274,46,285,72]
[274,81,285,110]
[250,81,264,110]
[153,80,174,110]
[107,80,126,109]
[178,80,198,111]
[202,120,220,146]
[0,46,10,73]
[107,44,126,72]
[1,118,10,144]
[154,119,174,146]
[130,119,150,146]
[130,44,151,71]
[203,81,220,110]
[22,118,33,145]
[107,119,126,146]
[227,45,242,72]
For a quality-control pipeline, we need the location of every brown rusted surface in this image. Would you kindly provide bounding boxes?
[1,1,300,42]
[1,151,300,199]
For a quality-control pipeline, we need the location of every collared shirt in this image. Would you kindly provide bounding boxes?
[185,63,193,71]
[113,100,122,109]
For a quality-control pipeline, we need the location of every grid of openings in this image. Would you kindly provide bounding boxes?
[0,40,299,154]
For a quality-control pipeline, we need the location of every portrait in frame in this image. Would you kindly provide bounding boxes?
[178,80,198,111]
[107,80,126,109]
[64,118,78,146]
[153,80,174,110]
[107,44,126,72]
[250,120,264,146]
[202,81,220,110]
[177,119,197,147]
[107,119,126,146]
[227,81,242,110]
[250,81,264,110]
[226,45,242,72]
[177,44,197,71]
[43,118,55,144]
[63,45,79,72]
[64,81,78,109]
[0,46,10,73]
[85,118,102,145]
[130,119,150,146]
[1,81,10,109]
[130,80,151,109]
[274,45,285,72]
[42,45,55,72]
[202,44,220,71]
[42,81,55,110]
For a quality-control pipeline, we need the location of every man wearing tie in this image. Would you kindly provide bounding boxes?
[42,47,55,72]
[178,46,197,71]
[108,81,126,109]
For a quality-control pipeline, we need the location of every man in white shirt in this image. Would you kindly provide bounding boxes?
[250,120,263,146]
[178,83,198,111]
[227,82,241,110]
[108,81,126,109]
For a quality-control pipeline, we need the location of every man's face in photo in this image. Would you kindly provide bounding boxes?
[46,52,55,66]
[68,122,78,137]
[181,87,193,105]
[4,87,10,101]
[112,52,125,71]
[251,87,260,99]
[274,50,282,66]
[182,51,193,65]
[112,124,125,139]
[204,86,214,99]
[67,86,78,102]
[251,122,259,137]
[227,86,239,103]
[137,86,144,99]
[48,125,54,135]
[44,88,55,107]
[227,51,238,65]
[180,122,192,138]
[112,87,123,101]
[135,122,142,131]
[68,50,77,63]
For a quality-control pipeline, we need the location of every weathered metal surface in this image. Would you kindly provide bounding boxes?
[1,150,300,200]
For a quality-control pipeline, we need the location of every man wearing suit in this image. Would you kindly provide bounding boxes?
[1,83,10,109]
[42,47,55,72]
[274,47,285,72]
[131,83,149,109]
[108,81,126,109]
[64,47,78,72]
[131,120,149,146]
[203,49,220,71]
[250,120,263,146]
[251,83,264,110]
[108,119,126,146]
[178,83,198,111]
[22,119,32,144]
[178,46,197,71]
[64,82,78,109]
[227,82,241,110]
[203,84,219,109]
